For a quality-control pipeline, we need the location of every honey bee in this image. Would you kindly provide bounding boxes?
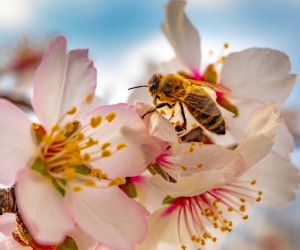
[129,73,230,135]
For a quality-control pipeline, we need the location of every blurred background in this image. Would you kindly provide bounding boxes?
[0,0,299,248]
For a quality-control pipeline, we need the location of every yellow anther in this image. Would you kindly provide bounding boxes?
[198,142,203,147]
[258,191,263,195]
[243,215,249,220]
[66,142,80,152]
[197,164,203,169]
[90,116,102,128]
[212,237,217,242]
[101,142,112,150]
[55,134,66,142]
[102,150,112,158]
[181,166,187,171]
[77,133,85,141]
[256,197,262,202]
[251,179,257,185]
[90,168,103,178]
[83,154,91,161]
[85,179,96,187]
[177,137,182,143]
[181,245,187,250]
[67,107,77,115]
[108,177,126,187]
[85,91,94,104]
[240,205,246,212]
[64,168,76,180]
[64,122,74,132]
[116,143,127,151]
[240,198,246,203]
[105,112,116,122]
[73,186,82,192]
[192,123,197,128]
[228,208,233,212]
[160,110,166,115]
[51,124,61,132]
[224,43,229,49]
[86,138,98,147]
[32,123,41,131]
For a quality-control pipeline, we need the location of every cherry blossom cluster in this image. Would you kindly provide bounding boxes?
[0,0,299,250]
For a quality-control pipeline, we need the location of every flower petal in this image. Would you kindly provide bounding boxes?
[0,214,16,236]
[221,48,296,105]
[15,169,75,245]
[68,227,98,250]
[0,99,35,186]
[80,103,160,178]
[162,0,201,71]
[236,104,281,168]
[151,169,229,198]
[32,36,97,131]
[242,152,300,207]
[66,184,148,250]
[0,236,31,250]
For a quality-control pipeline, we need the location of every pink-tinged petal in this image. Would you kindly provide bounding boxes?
[272,121,295,159]
[242,152,300,207]
[0,214,16,236]
[162,0,201,71]
[221,48,296,105]
[15,169,75,245]
[236,104,281,168]
[0,236,31,250]
[80,103,161,177]
[68,227,98,250]
[134,101,178,142]
[66,184,148,250]
[165,143,247,179]
[0,99,35,186]
[32,36,96,131]
[151,169,230,198]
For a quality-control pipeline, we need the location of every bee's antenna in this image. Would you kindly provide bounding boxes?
[128,85,147,90]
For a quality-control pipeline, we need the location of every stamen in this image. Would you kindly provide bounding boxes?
[67,107,77,115]
[105,112,116,122]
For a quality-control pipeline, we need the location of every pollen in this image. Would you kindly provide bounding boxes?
[90,116,102,128]
[105,112,116,122]
[51,124,61,132]
[90,168,108,180]
[67,107,77,115]
[108,177,126,187]
[73,186,82,192]
[64,168,76,180]
[85,179,96,187]
[101,142,112,150]
[181,166,187,171]
[224,43,229,49]
[197,164,203,169]
[251,179,257,185]
[116,143,127,151]
[85,91,94,104]
[102,150,112,158]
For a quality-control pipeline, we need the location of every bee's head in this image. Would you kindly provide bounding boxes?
[148,73,162,95]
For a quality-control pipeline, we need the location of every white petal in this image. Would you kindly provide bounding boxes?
[66,184,148,250]
[32,36,97,131]
[15,169,75,245]
[80,104,161,178]
[0,236,31,250]
[221,48,296,105]
[163,0,201,71]
[0,214,16,236]
[166,143,247,179]
[134,101,178,142]
[242,152,300,207]
[68,227,98,250]
[0,99,35,186]
[151,169,229,198]
[236,104,281,168]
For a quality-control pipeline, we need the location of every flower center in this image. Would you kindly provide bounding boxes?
[31,107,127,194]
[163,179,262,250]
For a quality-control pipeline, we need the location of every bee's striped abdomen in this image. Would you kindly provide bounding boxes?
[184,92,226,135]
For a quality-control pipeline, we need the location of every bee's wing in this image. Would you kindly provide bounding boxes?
[180,90,221,116]
[188,79,231,93]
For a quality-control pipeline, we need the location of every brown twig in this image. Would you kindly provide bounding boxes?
[0,185,17,215]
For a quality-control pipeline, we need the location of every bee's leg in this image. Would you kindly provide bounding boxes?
[179,102,187,130]
[142,102,175,119]
[141,107,157,119]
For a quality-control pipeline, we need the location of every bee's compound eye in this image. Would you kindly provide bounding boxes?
[150,77,160,90]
